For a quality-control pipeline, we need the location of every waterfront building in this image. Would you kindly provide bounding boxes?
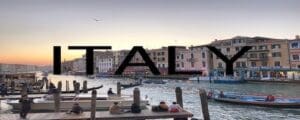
[210,36,290,79]
[188,45,213,76]
[72,57,86,75]
[289,35,300,69]
[0,63,38,73]
[94,51,114,74]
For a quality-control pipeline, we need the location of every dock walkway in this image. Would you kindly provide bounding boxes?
[0,109,193,120]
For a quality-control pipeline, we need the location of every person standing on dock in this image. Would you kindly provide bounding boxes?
[0,83,8,96]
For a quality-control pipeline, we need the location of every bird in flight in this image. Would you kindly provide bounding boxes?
[93,18,102,22]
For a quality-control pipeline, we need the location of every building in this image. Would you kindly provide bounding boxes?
[94,51,114,74]
[188,45,212,76]
[0,63,38,73]
[289,35,300,69]
[72,57,86,74]
[210,36,290,78]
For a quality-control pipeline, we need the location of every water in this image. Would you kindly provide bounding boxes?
[1,74,300,120]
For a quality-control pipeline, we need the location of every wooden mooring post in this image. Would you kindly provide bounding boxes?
[53,89,61,112]
[117,82,121,96]
[91,90,97,120]
[11,81,15,93]
[83,80,88,93]
[175,87,183,108]
[57,81,62,91]
[73,80,76,91]
[199,89,210,120]
[45,78,49,90]
[133,88,140,107]
[21,83,28,99]
[75,82,80,94]
[66,80,69,91]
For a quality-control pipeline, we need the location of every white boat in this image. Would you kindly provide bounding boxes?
[188,76,210,81]
[6,95,149,112]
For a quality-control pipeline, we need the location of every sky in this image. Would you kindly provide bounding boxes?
[0,0,299,65]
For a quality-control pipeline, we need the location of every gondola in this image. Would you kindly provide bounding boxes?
[121,83,142,89]
[213,94,300,108]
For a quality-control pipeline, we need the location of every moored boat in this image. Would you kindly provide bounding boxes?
[213,94,300,108]
[121,83,142,89]
[6,96,149,112]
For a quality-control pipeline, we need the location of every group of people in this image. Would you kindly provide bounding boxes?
[0,83,8,96]
[152,101,183,113]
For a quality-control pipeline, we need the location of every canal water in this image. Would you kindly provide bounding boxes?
[1,74,300,120]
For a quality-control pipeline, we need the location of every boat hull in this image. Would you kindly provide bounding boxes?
[7,100,149,112]
[214,97,300,108]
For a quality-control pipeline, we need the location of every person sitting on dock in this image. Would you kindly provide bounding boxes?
[70,102,83,114]
[109,102,123,114]
[48,82,56,94]
[169,102,183,113]
[107,88,115,95]
[158,101,169,112]
[265,95,275,102]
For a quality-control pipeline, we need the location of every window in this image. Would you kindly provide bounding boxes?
[235,47,240,51]
[162,64,165,68]
[176,64,180,68]
[218,62,223,68]
[202,52,206,58]
[259,45,268,50]
[251,62,256,67]
[202,61,206,67]
[241,62,246,68]
[271,44,281,49]
[292,55,299,61]
[259,53,268,58]
[191,53,194,58]
[181,54,184,59]
[226,48,230,52]
[262,61,268,66]
[291,42,299,48]
[176,56,179,59]
[181,62,184,67]
[191,62,194,68]
[236,62,241,68]
[274,61,281,66]
[250,53,257,58]
[272,52,281,57]
[161,52,164,55]
[162,57,165,61]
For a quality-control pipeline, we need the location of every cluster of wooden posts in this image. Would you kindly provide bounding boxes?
[18,81,210,120]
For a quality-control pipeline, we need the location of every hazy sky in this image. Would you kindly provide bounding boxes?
[0,0,299,65]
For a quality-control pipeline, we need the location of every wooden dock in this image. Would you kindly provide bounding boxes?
[0,109,193,120]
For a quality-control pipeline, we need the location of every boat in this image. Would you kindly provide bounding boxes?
[188,76,210,81]
[213,76,246,84]
[6,95,149,112]
[213,93,300,108]
[121,83,142,89]
[143,79,166,84]
[7,85,103,95]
